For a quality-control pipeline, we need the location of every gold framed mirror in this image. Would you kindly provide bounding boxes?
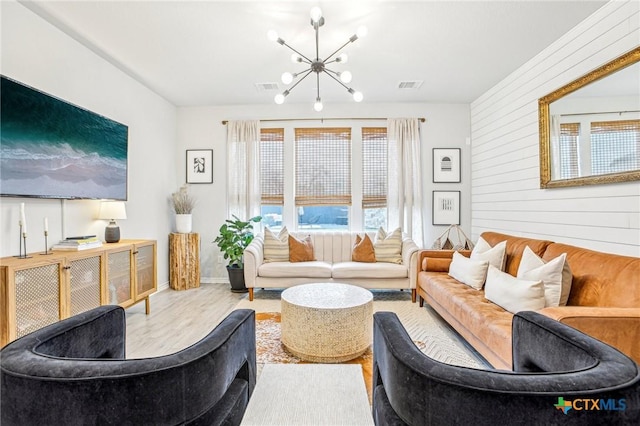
[539,47,640,188]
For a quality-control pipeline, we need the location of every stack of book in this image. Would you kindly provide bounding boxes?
[51,236,103,251]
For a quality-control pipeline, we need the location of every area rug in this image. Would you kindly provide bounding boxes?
[238,290,488,401]
[254,311,430,402]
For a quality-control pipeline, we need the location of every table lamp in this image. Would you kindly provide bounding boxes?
[98,201,127,243]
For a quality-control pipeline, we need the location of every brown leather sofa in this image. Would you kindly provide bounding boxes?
[415,231,640,370]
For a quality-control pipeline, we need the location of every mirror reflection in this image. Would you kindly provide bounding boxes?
[539,47,640,188]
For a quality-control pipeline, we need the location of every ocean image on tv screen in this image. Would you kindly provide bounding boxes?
[1,76,128,200]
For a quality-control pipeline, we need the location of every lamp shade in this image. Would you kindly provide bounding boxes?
[98,201,127,220]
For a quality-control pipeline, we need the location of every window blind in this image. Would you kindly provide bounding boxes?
[591,119,640,175]
[260,128,284,205]
[295,127,352,206]
[559,122,579,179]
[362,127,387,208]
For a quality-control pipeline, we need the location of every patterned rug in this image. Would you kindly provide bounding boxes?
[237,289,488,401]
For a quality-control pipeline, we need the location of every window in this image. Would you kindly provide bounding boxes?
[257,123,388,231]
[295,128,351,229]
[591,120,640,175]
[559,123,579,179]
[362,127,387,230]
[260,128,284,229]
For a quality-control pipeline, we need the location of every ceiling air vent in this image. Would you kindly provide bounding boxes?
[397,80,423,89]
[255,82,280,92]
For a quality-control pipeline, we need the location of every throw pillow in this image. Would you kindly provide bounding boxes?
[517,246,573,307]
[484,265,545,314]
[352,234,376,263]
[470,237,507,270]
[288,235,316,262]
[448,251,490,290]
[263,227,289,262]
[374,227,403,264]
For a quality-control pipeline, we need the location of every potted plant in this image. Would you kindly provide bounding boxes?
[171,185,196,233]
[214,215,262,292]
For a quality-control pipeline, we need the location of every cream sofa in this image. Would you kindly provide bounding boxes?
[243,230,420,301]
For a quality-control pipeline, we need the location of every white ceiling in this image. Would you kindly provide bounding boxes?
[23,0,608,107]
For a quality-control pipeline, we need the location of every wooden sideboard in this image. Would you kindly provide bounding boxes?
[0,239,157,347]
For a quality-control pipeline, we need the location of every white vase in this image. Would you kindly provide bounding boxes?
[175,214,193,233]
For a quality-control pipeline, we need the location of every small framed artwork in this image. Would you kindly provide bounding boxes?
[433,148,461,183]
[186,149,213,184]
[432,191,461,225]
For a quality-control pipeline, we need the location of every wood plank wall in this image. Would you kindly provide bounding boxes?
[469,0,640,257]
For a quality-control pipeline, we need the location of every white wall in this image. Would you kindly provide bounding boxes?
[470,0,640,257]
[177,102,470,281]
[0,1,178,286]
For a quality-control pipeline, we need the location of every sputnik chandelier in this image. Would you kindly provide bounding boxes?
[267,6,367,111]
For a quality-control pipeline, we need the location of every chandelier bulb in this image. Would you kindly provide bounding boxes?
[275,93,285,105]
[313,98,323,112]
[310,7,323,23]
[267,30,279,42]
[356,26,368,39]
[337,53,348,64]
[353,91,364,102]
[281,72,294,85]
[339,71,352,83]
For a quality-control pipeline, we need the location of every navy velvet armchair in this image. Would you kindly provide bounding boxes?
[372,311,639,425]
[1,306,256,425]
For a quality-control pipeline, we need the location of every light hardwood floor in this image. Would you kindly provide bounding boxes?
[126,283,245,358]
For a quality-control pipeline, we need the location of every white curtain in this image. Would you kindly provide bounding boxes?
[387,118,424,246]
[226,120,261,220]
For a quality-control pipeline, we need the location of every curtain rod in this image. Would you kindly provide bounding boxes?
[221,117,426,125]
[560,110,640,117]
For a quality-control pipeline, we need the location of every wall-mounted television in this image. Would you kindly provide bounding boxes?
[1,76,128,200]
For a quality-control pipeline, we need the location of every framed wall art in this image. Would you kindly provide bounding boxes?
[186,149,213,184]
[432,190,460,225]
[433,148,461,183]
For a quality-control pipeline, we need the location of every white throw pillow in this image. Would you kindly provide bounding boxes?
[374,227,403,264]
[448,251,490,290]
[471,237,507,270]
[263,227,289,262]
[485,265,545,314]
[517,246,573,307]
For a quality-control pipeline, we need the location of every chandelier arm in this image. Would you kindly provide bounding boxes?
[287,69,313,93]
[322,38,354,63]
[315,21,320,61]
[316,72,321,99]
[323,69,351,91]
[280,40,313,63]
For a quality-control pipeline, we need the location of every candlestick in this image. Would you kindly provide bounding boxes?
[44,217,49,232]
[18,230,31,259]
[41,230,52,255]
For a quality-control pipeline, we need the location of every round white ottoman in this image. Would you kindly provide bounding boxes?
[281,283,373,363]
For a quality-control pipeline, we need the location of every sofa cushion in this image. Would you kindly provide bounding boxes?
[471,237,506,270]
[258,261,332,278]
[448,251,489,290]
[485,265,545,314]
[288,235,316,262]
[517,246,572,307]
[332,261,407,279]
[264,227,289,262]
[419,272,514,366]
[374,228,403,264]
[352,234,376,263]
